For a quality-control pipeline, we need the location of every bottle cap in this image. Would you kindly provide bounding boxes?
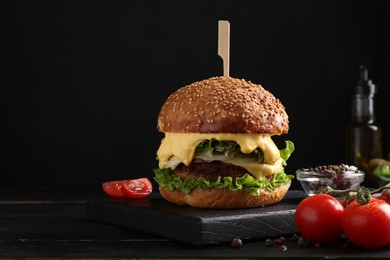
[352,65,376,95]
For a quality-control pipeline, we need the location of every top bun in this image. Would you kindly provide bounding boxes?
[157,76,289,134]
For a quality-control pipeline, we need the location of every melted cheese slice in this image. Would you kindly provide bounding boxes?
[156,133,283,180]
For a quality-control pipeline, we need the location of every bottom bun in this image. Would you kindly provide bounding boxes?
[159,181,291,209]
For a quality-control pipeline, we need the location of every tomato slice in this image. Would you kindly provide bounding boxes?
[102,180,126,198]
[121,178,153,199]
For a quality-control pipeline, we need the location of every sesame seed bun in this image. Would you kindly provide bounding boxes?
[157,76,288,134]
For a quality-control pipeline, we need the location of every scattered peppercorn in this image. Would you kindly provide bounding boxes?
[297,236,311,247]
[231,237,242,248]
[265,236,286,247]
[300,164,359,175]
[274,236,285,245]
[265,239,274,247]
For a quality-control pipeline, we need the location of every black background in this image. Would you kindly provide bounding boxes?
[1,0,389,192]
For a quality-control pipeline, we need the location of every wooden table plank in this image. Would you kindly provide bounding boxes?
[1,236,389,259]
[0,190,389,259]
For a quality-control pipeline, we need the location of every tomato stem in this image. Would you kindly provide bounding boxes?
[319,183,390,205]
[356,187,371,205]
[318,186,357,197]
[370,182,390,195]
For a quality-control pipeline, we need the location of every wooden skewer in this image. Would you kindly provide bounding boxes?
[218,20,230,77]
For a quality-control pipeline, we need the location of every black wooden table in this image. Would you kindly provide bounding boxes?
[0,189,389,259]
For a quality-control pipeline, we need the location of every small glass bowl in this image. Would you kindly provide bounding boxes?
[296,165,365,196]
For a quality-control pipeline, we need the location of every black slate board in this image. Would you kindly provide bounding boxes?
[86,190,306,246]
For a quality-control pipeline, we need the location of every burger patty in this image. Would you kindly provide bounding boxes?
[173,160,259,182]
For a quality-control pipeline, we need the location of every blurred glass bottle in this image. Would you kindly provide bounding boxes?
[346,65,382,188]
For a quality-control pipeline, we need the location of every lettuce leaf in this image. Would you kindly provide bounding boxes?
[196,139,265,163]
[153,168,294,196]
[280,140,294,166]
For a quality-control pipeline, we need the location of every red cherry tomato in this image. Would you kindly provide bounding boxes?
[379,190,390,204]
[342,197,390,249]
[102,180,126,198]
[121,178,153,199]
[295,194,344,244]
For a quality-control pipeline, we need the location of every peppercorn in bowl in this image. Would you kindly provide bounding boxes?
[296,164,365,196]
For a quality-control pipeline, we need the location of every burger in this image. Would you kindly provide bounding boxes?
[153,76,294,208]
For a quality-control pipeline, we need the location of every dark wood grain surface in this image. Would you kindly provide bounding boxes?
[0,189,389,259]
